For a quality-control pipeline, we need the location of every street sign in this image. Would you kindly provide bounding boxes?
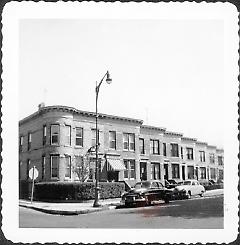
[29,167,39,180]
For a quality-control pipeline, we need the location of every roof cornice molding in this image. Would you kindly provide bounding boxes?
[164,131,183,137]
[19,105,143,125]
[141,125,166,132]
[181,137,197,142]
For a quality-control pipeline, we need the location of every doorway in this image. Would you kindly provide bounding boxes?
[182,165,185,180]
[140,162,147,180]
[164,164,169,180]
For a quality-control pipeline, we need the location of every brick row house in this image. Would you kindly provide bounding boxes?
[19,105,224,187]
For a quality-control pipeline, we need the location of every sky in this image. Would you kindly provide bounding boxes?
[19,19,224,147]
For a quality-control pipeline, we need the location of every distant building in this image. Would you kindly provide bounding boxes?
[19,105,224,186]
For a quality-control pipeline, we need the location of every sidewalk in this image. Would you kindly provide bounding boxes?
[19,189,223,215]
[19,198,121,215]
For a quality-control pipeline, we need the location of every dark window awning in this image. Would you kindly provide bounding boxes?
[107,159,126,171]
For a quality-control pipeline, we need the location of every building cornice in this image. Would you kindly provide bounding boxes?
[141,125,166,132]
[164,131,183,137]
[19,105,143,125]
[196,141,208,145]
[181,137,197,142]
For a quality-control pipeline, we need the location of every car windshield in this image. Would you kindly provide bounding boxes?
[168,180,176,184]
[134,182,151,189]
[183,181,192,185]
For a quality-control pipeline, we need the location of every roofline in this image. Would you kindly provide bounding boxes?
[196,141,208,145]
[181,137,197,142]
[164,131,183,137]
[141,125,166,132]
[19,105,143,125]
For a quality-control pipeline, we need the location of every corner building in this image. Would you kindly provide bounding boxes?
[19,105,224,187]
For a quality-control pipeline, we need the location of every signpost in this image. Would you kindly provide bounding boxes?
[29,166,38,203]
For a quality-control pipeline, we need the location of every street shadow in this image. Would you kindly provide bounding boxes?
[118,196,224,219]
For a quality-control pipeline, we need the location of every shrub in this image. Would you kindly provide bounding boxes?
[205,184,223,190]
[34,181,125,201]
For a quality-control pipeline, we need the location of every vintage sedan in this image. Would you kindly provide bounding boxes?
[121,180,173,207]
[173,179,205,199]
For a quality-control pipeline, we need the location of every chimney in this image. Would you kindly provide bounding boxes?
[38,102,45,110]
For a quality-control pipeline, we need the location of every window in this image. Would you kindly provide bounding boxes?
[19,136,23,152]
[151,163,160,180]
[186,147,194,160]
[219,169,223,180]
[65,125,71,146]
[123,160,135,179]
[75,127,83,147]
[209,153,215,164]
[150,140,160,155]
[200,167,206,179]
[42,156,46,179]
[65,155,71,178]
[218,156,223,165]
[27,133,32,151]
[26,159,30,180]
[172,164,180,178]
[50,155,59,178]
[50,125,59,145]
[199,151,206,162]
[91,129,99,147]
[109,131,116,149]
[123,133,135,151]
[163,143,167,157]
[170,143,179,157]
[181,147,183,159]
[139,138,145,154]
[43,125,47,145]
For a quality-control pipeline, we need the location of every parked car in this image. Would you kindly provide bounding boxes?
[121,180,173,207]
[172,179,205,199]
[165,179,183,189]
[209,179,217,185]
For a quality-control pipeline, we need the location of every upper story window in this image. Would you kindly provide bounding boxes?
[19,136,23,152]
[50,155,59,178]
[150,139,160,155]
[50,125,59,145]
[123,133,135,151]
[65,125,71,146]
[109,131,116,150]
[209,153,215,164]
[163,143,167,157]
[27,133,32,151]
[91,129,99,147]
[75,127,83,147]
[139,138,145,154]
[199,151,206,162]
[43,125,47,145]
[218,156,223,165]
[186,147,194,160]
[170,143,179,157]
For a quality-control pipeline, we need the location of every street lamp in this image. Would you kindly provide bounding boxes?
[93,71,112,207]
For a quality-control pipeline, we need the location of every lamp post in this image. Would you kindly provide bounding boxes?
[93,71,112,207]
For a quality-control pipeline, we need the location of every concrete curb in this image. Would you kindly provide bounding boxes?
[19,203,116,215]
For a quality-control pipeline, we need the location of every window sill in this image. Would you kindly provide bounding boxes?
[75,146,83,148]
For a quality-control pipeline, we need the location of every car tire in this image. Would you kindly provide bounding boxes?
[145,195,151,206]
[199,190,204,197]
[186,191,191,199]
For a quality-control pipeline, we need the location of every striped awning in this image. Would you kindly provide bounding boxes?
[107,159,126,171]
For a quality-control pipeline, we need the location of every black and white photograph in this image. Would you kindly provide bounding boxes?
[1,2,239,244]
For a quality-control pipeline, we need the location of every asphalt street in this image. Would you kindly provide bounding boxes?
[19,195,223,229]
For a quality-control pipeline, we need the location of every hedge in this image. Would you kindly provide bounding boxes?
[205,184,223,191]
[34,181,125,201]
